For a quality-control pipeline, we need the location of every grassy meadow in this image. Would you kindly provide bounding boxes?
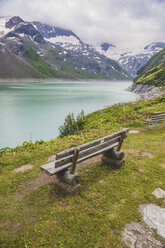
[0,96,165,247]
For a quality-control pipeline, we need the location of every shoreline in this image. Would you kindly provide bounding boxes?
[0,78,132,83]
[128,82,164,100]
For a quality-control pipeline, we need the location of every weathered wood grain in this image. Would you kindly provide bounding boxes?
[55,137,120,168]
[56,128,129,160]
[70,149,80,174]
[103,149,124,160]
[41,141,119,175]
[101,155,125,167]
[146,112,165,122]
[40,128,129,176]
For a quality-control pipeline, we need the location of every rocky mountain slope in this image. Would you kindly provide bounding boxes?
[0,16,130,80]
[134,48,165,87]
[129,48,165,100]
[97,42,165,77]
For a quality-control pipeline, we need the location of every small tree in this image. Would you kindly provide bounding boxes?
[58,110,85,138]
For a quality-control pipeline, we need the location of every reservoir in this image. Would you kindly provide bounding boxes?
[0,80,138,149]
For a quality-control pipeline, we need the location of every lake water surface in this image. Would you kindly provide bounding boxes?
[0,81,138,149]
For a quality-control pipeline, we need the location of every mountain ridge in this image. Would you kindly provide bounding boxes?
[134,48,165,87]
[0,16,130,80]
[96,42,165,77]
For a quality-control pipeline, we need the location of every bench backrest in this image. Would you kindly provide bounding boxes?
[55,128,129,168]
[151,112,165,122]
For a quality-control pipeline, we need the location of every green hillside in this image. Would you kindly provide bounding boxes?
[134,48,165,87]
[0,35,131,80]
[0,46,128,80]
[0,46,99,79]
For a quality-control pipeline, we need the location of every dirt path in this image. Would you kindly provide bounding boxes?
[14,155,102,200]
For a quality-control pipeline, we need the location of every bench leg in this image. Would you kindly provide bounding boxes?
[101,149,125,168]
[55,170,81,194]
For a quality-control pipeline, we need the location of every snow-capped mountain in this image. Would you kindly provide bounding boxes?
[0,16,44,43]
[96,42,165,77]
[0,16,130,80]
[33,21,81,49]
[33,21,95,57]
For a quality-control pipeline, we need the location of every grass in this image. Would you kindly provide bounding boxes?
[23,48,66,79]
[0,96,165,247]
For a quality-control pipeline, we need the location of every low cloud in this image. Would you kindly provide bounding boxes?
[0,0,165,48]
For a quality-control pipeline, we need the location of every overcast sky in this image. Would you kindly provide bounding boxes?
[0,0,165,48]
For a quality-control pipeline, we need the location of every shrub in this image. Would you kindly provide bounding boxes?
[58,110,85,138]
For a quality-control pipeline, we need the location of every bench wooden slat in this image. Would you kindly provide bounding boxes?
[55,137,120,168]
[40,141,119,176]
[152,112,165,115]
[146,111,165,123]
[152,117,165,121]
[150,118,165,122]
[56,128,129,160]
[152,114,165,118]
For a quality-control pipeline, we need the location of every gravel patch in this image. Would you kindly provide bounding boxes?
[13,164,34,172]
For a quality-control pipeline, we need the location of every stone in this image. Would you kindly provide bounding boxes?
[141,152,154,158]
[13,164,34,172]
[129,83,163,101]
[152,188,165,199]
[139,203,165,239]
[129,130,139,134]
[121,222,162,248]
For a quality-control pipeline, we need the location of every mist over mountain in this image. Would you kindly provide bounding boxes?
[0,16,130,80]
[0,0,165,49]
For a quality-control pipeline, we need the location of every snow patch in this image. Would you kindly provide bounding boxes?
[0,16,12,38]
[45,35,79,46]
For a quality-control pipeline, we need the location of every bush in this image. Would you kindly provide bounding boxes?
[58,110,85,138]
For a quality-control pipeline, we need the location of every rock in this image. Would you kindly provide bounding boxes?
[122,203,165,247]
[129,83,163,100]
[139,203,165,239]
[5,16,24,29]
[121,222,162,248]
[13,164,34,172]
[141,152,154,158]
[129,130,139,134]
[152,188,165,199]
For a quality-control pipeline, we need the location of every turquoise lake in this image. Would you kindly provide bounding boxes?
[0,81,138,149]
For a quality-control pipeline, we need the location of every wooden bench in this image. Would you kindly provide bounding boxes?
[146,112,165,123]
[40,128,129,193]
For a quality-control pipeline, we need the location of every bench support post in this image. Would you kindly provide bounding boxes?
[55,170,81,194]
[117,131,127,151]
[55,149,81,194]
[101,148,125,168]
[101,130,127,168]
[101,152,125,168]
[70,149,80,174]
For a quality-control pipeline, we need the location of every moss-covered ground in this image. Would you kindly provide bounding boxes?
[0,96,165,247]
